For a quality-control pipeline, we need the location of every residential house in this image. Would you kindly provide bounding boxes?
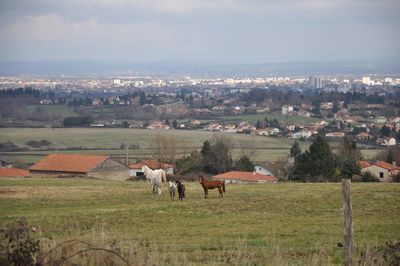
[360,160,399,182]
[255,129,269,136]
[376,137,396,146]
[147,121,170,130]
[237,122,256,133]
[254,161,284,178]
[282,105,294,115]
[374,116,388,124]
[356,132,371,141]
[265,127,280,135]
[291,130,312,139]
[223,124,237,133]
[212,171,277,184]
[326,131,345,137]
[207,123,223,131]
[29,154,129,181]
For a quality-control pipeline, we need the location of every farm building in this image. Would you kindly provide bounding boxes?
[212,171,277,184]
[129,160,174,178]
[255,161,284,178]
[29,154,129,180]
[358,160,399,182]
[0,168,30,178]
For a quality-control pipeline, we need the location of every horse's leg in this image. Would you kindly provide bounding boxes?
[204,188,208,199]
[219,186,223,198]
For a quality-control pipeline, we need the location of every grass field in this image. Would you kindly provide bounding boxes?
[26,105,78,117]
[0,128,381,165]
[0,178,398,265]
[0,128,305,163]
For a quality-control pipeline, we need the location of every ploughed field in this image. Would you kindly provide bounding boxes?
[0,178,398,265]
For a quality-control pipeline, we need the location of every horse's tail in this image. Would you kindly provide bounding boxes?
[222,181,225,193]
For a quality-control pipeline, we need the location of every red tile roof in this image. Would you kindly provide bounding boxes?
[357,160,371,169]
[212,171,277,183]
[374,161,400,171]
[357,132,370,137]
[0,168,30,178]
[29,154,108,173]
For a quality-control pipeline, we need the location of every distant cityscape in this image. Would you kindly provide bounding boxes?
[0,73,399,148]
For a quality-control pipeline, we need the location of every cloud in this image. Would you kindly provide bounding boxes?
[0,0,399,62]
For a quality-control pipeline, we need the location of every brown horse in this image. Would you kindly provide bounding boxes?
[199,175,225,198]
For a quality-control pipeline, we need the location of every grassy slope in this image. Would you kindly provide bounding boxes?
[0,179,398,264]
[1,128,381,165]
[26,105,78,117]
[0,128,304,163]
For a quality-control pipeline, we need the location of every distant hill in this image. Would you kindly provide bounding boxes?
[0,58,399,77]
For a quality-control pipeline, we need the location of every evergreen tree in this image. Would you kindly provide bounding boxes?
[294,136,335,180]
[172,120,178,129]
[290,141,302,159]
[234,156,255,172]
[139,92,146,105]
[340,158,361,179]
[385,149,394,164]
[201,136,233,174]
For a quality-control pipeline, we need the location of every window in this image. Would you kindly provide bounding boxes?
[379,172,384,179]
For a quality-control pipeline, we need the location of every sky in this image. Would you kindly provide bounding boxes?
[0,0,399,64]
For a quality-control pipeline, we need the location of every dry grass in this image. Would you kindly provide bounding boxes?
[0,178,399,265]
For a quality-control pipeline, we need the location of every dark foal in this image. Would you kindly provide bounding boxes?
[175,181,185,201]
[199,175,225,198]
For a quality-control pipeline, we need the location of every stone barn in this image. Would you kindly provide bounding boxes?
[29,154,129,181]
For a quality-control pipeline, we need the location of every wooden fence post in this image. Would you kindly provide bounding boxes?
[342,178,354,266]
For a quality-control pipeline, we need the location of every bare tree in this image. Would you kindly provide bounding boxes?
[151,132,178,163]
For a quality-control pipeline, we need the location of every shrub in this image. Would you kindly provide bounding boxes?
[25,139,51,148]
[361,172,380,182]
[0,219,40,266]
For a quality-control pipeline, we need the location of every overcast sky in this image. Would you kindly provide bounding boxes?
[0,0,399,64]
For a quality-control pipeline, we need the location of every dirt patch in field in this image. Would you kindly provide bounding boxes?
[0,188,18,196]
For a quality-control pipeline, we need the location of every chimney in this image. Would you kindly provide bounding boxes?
[393,161,397,167]
[253,171,256,176]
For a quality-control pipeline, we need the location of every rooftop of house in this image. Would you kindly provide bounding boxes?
[212,171,277,183]
[29,154,109,173]
[0,168,30,178]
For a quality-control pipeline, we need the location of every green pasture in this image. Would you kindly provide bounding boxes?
[219,114,321,124]
[0,179,398,265]
[26,105,78,117]
[0,128,380,165]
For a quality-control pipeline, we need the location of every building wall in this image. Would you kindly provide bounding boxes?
[88,170,129,181]
[361,166,390,182]
[254,166,273,176]
[30,158,129,181]
[91,158,128,172]
[130,169,144,177]
[30,171,86,178]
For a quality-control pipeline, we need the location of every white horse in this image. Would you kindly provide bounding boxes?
[168,181,177,200]
[142,165,167,195]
